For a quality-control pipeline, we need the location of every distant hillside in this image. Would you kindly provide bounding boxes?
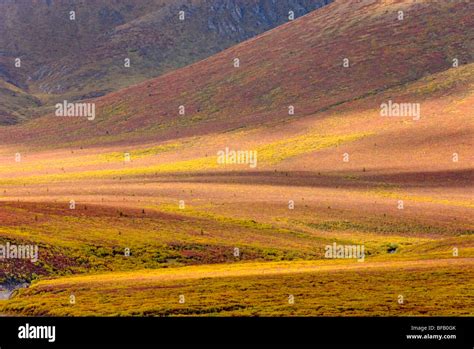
[0,0,332,124]
[1,0,471,147]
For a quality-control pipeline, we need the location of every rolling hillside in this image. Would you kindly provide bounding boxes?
[0,0,472,146]
[0,0,331,124]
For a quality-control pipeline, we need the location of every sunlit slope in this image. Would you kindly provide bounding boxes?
[1,0,472,147]
[0,63,472,185]
[2,258,472,316]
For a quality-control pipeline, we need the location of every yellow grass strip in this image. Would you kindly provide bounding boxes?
[38,257,473,288]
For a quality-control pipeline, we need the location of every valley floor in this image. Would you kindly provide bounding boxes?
[1,257,472,316]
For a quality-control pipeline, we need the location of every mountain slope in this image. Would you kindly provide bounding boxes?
[0,0,332,124]
[1,0,471,146]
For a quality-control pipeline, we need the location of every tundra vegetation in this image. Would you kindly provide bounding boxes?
[0,0,473,316]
